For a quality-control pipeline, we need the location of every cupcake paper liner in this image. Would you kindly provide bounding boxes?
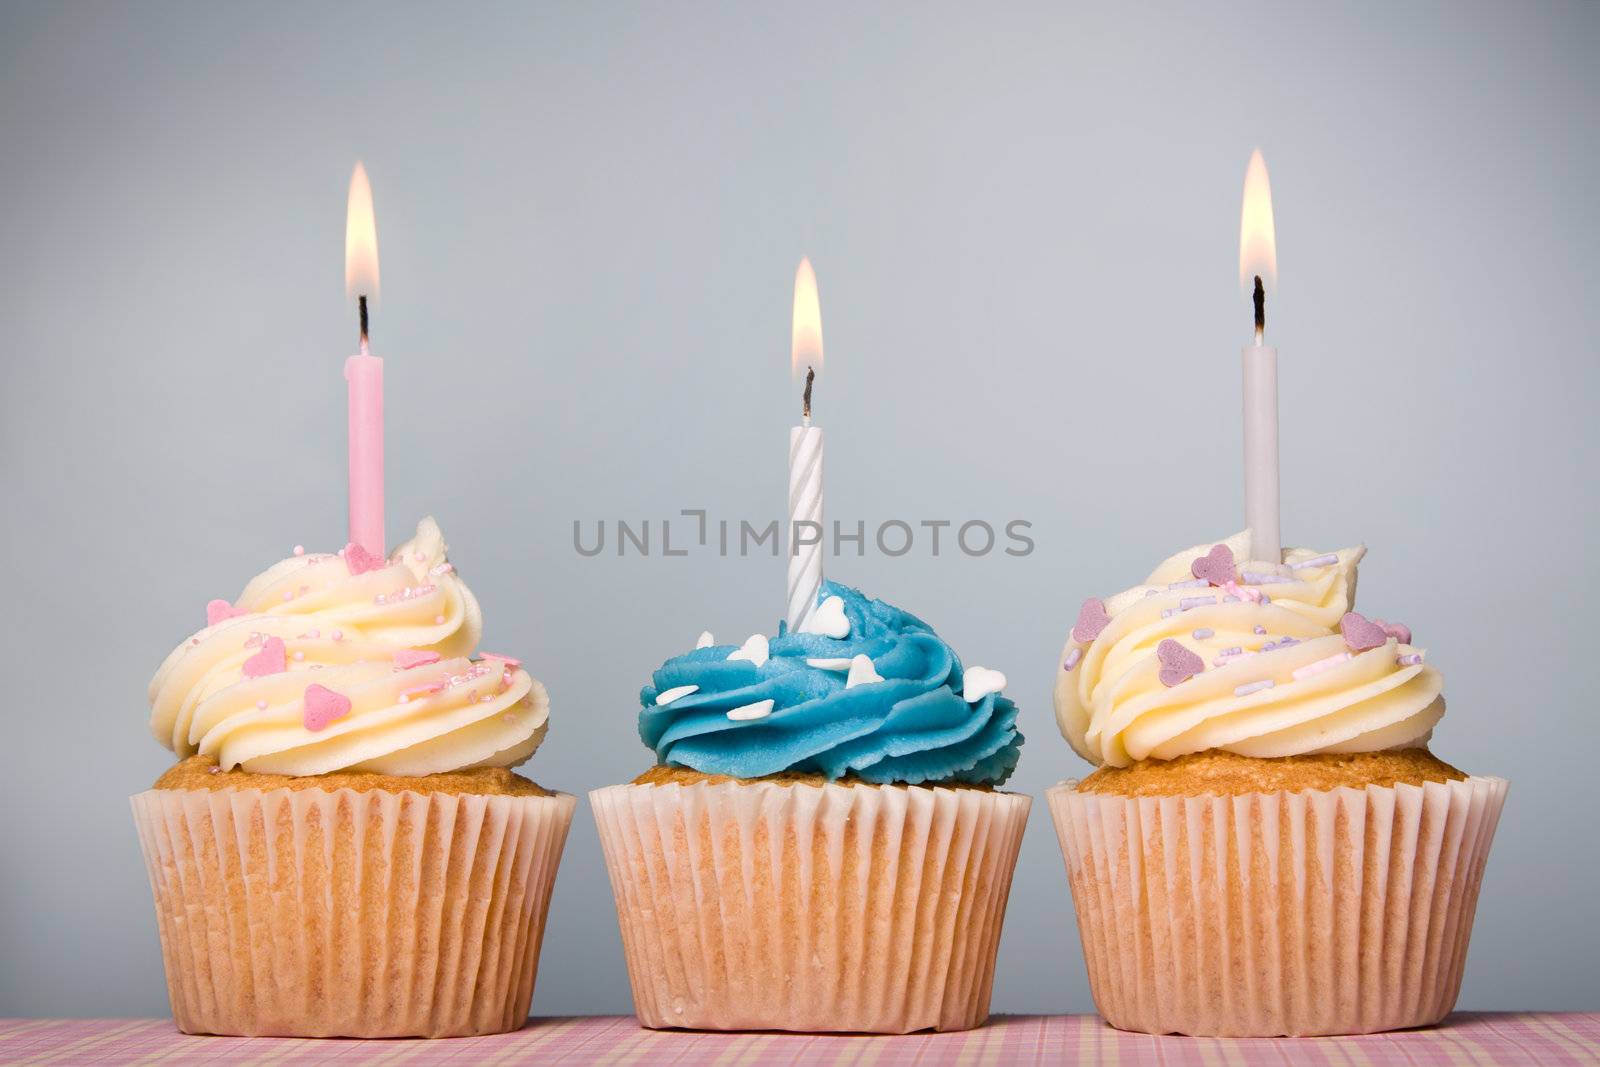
[1048,775,1507,1037]
[131,784,575,1037]
[590,780,1030,1033]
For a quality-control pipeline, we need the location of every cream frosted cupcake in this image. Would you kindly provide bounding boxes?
[133,518,574,1037]
[1048,532,1506,1036]
[591,580,1029,1033]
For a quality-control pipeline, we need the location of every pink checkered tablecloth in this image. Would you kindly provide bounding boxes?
[2,1014,1596,1066]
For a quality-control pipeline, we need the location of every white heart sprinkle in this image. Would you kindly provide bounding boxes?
[806,657,853,671]
[961,666,1006,703]
[655,684,699,705]
[727,633,769,668]
[844,654,883,689]
[799,595,850,639]
[695,631,714,649]
[726,699,775,721]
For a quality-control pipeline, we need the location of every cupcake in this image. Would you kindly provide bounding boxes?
[133,518,574,1037]
[590,580,1029,1033]
[1048,532,1507,1036]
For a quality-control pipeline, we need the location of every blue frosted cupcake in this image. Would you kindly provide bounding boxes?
[591,581,1028,1033]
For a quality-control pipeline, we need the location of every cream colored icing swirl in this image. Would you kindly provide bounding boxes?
[149,518,549,776]
[1054,532,1443,767]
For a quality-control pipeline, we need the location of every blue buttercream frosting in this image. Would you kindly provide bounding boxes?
[638,581,1023,786]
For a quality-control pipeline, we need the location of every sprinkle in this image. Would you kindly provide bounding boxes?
[375,594,387,604]
[401,680,445,701]
[728,634,770,668]
[503,712,518,724]
[292,651,305,661]
[433,615,446,625]
[302,684,352,731]
[1291,553,1339,570]
[655,684,699,705]
[962,666,1006,701]
[343,542,384,576]
[208,765,222,774]
[1072,598,1112,642]
[1191,628,1214,640]
[1340,612,1389,652]
[256,699,268,710]
[1221,581,1264,604]
[1168,578,1209,589]
[727,699,775,721]
[1222,595,1240,603]
[206,599,246,626]
[331,630,344,641]
[1179,595,1216,611]
[1161,608,1178,618]
[413,550,426,563]
[242,636,287,678]
[293,545,305,556]
[1398,653,1424,667]
[1220,646,1242,656]
[480,652,522,667]
[1240,571,1292,585]
[480,694,495,703]
[695,631,715,649]
[1191,544,1237,586]
[395,650,441,670]
[1062,647,1082,671]
[1253,625,1267,635]
[846,655,884,689]
[1156,639,1204,686]
[430,562,454,576]
[1234,679,1275,697]
[282,590,294,601]
[799,595,851,639]
[1293,652,1352,681]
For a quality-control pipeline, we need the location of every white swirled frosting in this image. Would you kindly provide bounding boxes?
[149,518,549,776]
[1054,532,1443,767]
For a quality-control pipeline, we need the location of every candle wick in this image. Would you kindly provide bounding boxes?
[1252,275,1265,345]
[358,294,370,347]
[802,365,815,421]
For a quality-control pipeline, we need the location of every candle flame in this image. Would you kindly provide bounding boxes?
[791,257,823,379]
[345,161,380,299]
[1238,149,1277,292]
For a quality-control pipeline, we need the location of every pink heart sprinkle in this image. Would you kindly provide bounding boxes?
[1156,639,1204,687]
[241,636,287,678]
[343,542,384,576]
[303,684,352,732]
[394,649,441,670]
[1072,598,1111,643]
[1376,618,1412,644]
[1191,544,1237,587]
[1341,612,1389,652]
[206,599,247,626]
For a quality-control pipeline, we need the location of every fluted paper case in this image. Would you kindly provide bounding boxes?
[591,779,1030,1033]
[1048,775,1507,1036]
[132,785,575,1037]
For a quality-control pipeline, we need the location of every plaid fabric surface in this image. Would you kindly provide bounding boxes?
[1,1014,1596,1066]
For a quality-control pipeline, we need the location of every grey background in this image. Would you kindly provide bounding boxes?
[3,0,1596,1019]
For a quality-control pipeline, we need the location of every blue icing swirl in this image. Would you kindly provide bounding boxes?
[639,581,1023,786]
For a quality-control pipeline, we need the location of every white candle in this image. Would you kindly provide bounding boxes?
[1242,327,1280,565]
[786,257,825,630]
[1238,149,1280,565]
[788,417,824,630]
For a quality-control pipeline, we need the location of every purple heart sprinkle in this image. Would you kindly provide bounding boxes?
[1191,544,1237,587]
[1156,639,1204,687]
[1072,598,1112,643]
[1341,612,1389,652]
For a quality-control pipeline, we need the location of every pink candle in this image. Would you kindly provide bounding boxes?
[344,163,384,557]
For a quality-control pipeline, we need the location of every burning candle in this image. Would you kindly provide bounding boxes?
[786,257,825,631]
[1239,149,1280,565]
[344,162,384,558]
